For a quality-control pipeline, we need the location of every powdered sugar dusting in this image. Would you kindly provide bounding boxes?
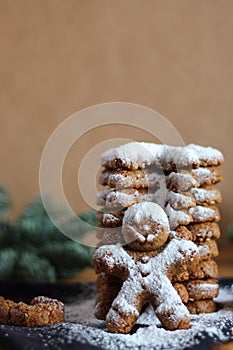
[165,204,192,229]
[101,142,224,170]
[32,282,233,350]
[123,202,170,229]
[2,283,232,350]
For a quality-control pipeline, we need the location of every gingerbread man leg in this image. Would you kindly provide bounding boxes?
[106,278,145,333]
[95,273,122,320]
[149,275,190,329]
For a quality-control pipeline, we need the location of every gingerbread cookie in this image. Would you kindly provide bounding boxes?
[0,296,64,327]
[188,259,218,280]
[198,240,219,260]
[101,142,223,171]
[186,299,217,314]
[190,186,222,205]
[122,202,170,251]
[188,222,221,242]
[96,208,125,227]
[165,205,193,230]
[99,168,162,189]
[93,237,199,333]
[166,171,198,192]
[192,166,222,187]
[184,279,219,300]
[97,187,166,209]
[189,205,220,223]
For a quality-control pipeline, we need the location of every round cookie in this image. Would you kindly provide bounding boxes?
[188,222,221,242]
[189,205,220,223]
[101,142,223,171]
[97,187,165,209]
[198,239,219,260]
[96,208,125,227]
[122,202,170,251]
[166,171,198,192]
[165,204,193,230]
[186,299,217,314]
[190,185,222,205]
[99,168,162,189]
[167,191,196,210]
[170,226,193,241]
[184,279,219,300]
[188,259,218,280]
[192,166,222,187]
[101,142,164,170]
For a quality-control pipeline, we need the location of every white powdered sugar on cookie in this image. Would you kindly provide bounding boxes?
[166,171,198,191]
[167,191,196,210]
[101,142,224,170]
[190,186,222,205]
[93,238,199,332]
[101,142,165,169]
[57,282,233,350]
[186,144,224,167]
[189,205,220,223]
[95,140,224,335]
[192,166,222,186]
[165,204,193,229]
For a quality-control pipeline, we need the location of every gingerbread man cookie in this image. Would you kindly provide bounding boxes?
[94,239,199,333]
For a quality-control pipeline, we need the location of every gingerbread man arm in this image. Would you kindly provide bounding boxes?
[93,245,133,278]
[95,273,122,320]
[151,238,200,279]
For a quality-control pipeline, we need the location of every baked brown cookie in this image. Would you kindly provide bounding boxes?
[97,187,165,209]
[189,205,220,223]
[96,208,125,227]
[165,204,193,230]
[0,296,64,327]
[186,299,217,314]
[170,226,193,241]
[188,222,221,242]
[198,239,219,260]
[184,279,219,300]
[101,142,223,171]
[122,202,170,251]
[190,186,222,205]
[192,166,222,187]
[93,237,199,333]
[99,168,162,189]
[166,171,198,192]
[188,259,218,280]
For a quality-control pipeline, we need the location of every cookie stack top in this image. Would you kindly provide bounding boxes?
[97,142,223,245]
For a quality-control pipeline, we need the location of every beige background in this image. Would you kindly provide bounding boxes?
[0,1,233,254]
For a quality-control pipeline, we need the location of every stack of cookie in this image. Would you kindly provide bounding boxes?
[95,142,224,330]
